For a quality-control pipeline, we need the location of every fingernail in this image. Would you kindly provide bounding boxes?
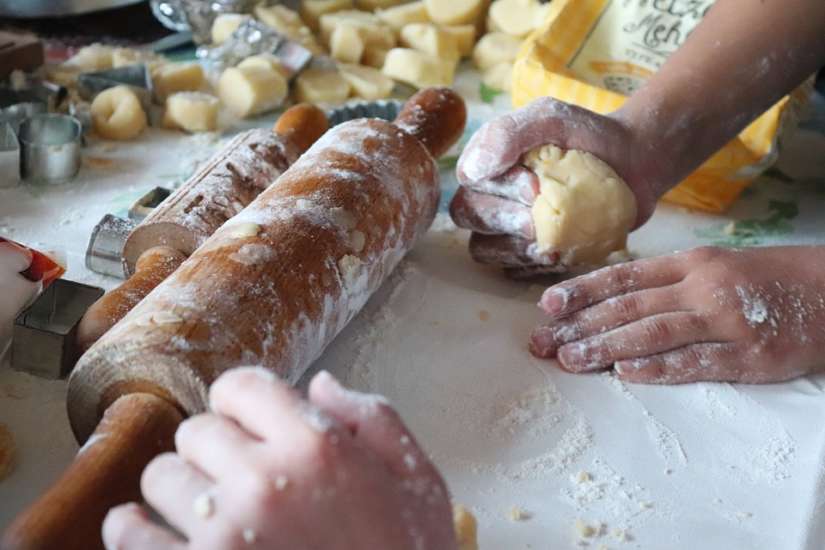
[529,327,560,357]
[315,371,389,408]
[539,286,573,316]
[558,342,602,373]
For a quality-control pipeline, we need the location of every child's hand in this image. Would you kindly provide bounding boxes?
[530,246,825,384]
[102,368,457,550]
[449,97,659,276]
[0,241,40,354]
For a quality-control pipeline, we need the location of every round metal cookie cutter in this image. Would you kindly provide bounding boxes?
[18,114,83,185]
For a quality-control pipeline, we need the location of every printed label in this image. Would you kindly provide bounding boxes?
[569,0,714,94]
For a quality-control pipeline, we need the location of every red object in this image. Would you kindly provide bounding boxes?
[0,237,65,288]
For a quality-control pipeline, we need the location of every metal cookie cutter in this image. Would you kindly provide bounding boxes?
[77,64,154,111]
[11,279,104,379]
[326,99,403,128]
[129,186,172,222]
[19,113,83,184]
[0,122,19,187]
[86,214,137,279]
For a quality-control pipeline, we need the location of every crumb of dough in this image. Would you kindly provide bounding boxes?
[0,423,15,482]
[575,470,592,484]
[453,504,479,550]
[508,506,532,521]
[575,519,597,538]
[193,492,215,518]
[478,309,490,322]
[639,501,654,510]
[723,221,737,235]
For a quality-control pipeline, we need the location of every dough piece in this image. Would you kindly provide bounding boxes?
[319,10,396,51]
[442,25,476,57]
[0,423,16,482]
[91,85,148,141]
[525,145,637,266]
[355,0,405,9]
[301,0,354,30]
[362,47,390,68]
[423,0,486,26]
[237,54,287,77]
[64,44,113,71]
[376,1,429,31]
[330,24,366,64]
[400,23,460,61]
[153,63,205,102]
[482,61,512,91]
[453,505,478,550]
[112,48,165,72]
[382,47,456,88]
[211,13,252,44]
[472,32,521,70]
[294,68,351,104]
[163,92,219,132]
[255,4,324,54]
[339,64,395,99]
[487,0,549,37]
[218,64,288,118]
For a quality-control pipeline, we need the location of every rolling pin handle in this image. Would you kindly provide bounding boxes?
[1,393,182,550]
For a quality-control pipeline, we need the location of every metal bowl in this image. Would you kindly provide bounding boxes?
[0,0,145,18]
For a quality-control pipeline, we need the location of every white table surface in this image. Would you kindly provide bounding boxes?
[3,70,825,549]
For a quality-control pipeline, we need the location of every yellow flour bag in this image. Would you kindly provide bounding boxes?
[512,0,809,213]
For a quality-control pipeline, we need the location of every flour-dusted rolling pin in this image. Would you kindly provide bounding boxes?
[2,87,466,550]
[74,104,329,355]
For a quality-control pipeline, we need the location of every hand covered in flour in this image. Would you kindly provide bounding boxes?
[103,368,457,550]
[530,246,825,384]
[0,240,43,357]
[449,97,659,277]
[0,240,39,325]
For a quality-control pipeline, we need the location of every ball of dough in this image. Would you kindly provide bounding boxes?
[339,64,395,100]
[90,85,148,141]
[218,64,288,118]
[152,63,205,102]
[382,47,456,88]
[423,0,487,26]
[211,13,251,44]
[294,68,351,104]
[163,92,219,133]
[453,505,478,550]
[472,32,521,71]
[524,145,637,266]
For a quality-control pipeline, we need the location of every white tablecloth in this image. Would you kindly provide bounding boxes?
[3,70,825,549]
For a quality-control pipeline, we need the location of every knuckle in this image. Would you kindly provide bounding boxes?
[612,294,643,320]
[686,246,723,265]
[641,317,673,342]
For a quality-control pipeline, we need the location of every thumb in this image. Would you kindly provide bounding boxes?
[457,97,587,183]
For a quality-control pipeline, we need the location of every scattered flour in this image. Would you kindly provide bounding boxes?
[601,373,688,469]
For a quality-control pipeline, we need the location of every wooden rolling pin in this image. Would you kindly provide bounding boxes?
[2,87,466,550]
[75,104,329,355]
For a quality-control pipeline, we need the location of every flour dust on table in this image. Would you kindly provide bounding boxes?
[309,213,825,549]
